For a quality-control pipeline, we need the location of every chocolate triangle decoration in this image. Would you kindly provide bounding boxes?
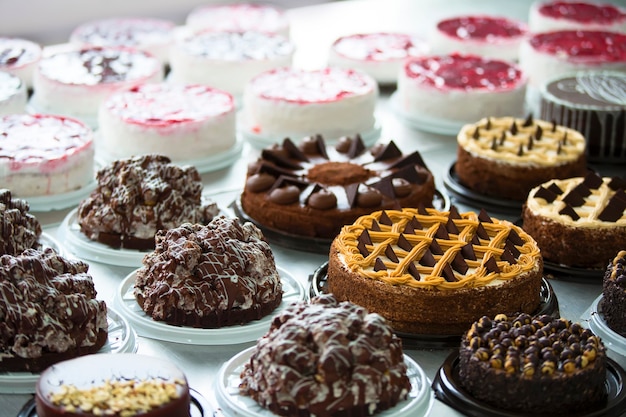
[268,175,308,194]
[358,229,372,246]
[478,209,493,223]
[471,234,481,245]
[429,239,443,255]
[379,210,393,226]
[258,161,299,178]
[484,256,500,274]
[556,141,563,155]
[408,263,421,280]
[385,245,399,263]
[282,138,309,162]
[608,177,626,191]
[461,243,477,261]
[301,183,321,205]
[409,216,422,230]
[420,249,436,267]
[397,234,413,251]
[522,114,533,127]
[506,228,524,246]
[559,204,580,221]
[451,252,469,274]
[374,257,387,271]
[261,149,304,170]
[373,140,402,161]
[499,131,506,145]
[535,125,543,140]
[345,183,359,208]
[384,164,426,186]
[472,127,480,139]
[527,135,534,150]
[534,186,558,203]
[475,222,489,240]
[501,248,518,265]
[572,183,591,198]
[485,118,492,130]
[547,182,564,195]
[448,205,461,219]
[389,151,429,171]
[562,132,568,145]
[583,172,603,189]
[615,189,626,203]
[370,220,381,232]
[370,176,395,197]
[510,121,518,135]
[446,218,459,234]
[417,203,429,215]
[504,240,520,258]
[357,239,369,257]
[517,144,524,156]
[442,264,457,282]
[562,190,585,207]
[551,120,557,132]
[435,224,450,239]
[491,137,498,150]
[347,134,366,158]
[599,195,626,222]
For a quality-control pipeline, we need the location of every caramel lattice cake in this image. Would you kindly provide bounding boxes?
[328,206,543,335]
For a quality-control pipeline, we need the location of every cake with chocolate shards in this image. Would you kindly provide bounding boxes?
[600,250,626,337]
[0,188,42,255]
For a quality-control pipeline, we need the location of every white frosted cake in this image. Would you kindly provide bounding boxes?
[169,31,294,97]
[0,71,27,115]
[186,3,290,37]
[0,37,41,89]
[241,67,378,141]
[0,114,95,197]
[98,83,236,162]
[529,0,626,33]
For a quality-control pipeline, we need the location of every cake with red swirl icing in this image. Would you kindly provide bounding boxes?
[600,250,626,337]
[0,37,41,88]
[239,294,411,417]
[0,248,108,372]
[0,189,42,256]
[241,135,436,240]
[186,3,290,37]
[134,217,283,328]
[529,0,626,33]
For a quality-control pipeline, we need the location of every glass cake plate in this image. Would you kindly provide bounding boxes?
[0,307,137,394]
[389,92,468,136]
[22,180,96,213]
[113,267,306,345]
[211,346,434,417]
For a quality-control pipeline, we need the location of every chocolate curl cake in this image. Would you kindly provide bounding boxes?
[0,189,42,255]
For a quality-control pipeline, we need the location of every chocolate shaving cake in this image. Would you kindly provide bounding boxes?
[241,134,436,239]
[0,248,108,372]
[78,154,219,250]
[134,217,283,328]
[0,188,42,255]
[458,313,607,414]
[600,250,626,337]
[239,294,411,417]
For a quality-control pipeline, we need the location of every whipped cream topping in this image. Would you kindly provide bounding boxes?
[529,30,626,62]
[70,18,175,49]
[0,71,23,99]
[186,4,288,35]
[437,15,527,41]
[331,32,428,62]
[0,37,41,70]
[538,1,626,24]
[178,31,294,61]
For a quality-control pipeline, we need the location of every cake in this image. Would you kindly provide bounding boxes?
[0,113,95,198]
[458,313,607,414]
[0,189,42,255]
[600,250,626,337]
[522,173,626,269]
[430,15,529,62]
[0,248,108,372]
[97,83,237,162]
[239,294,411,417]
[31,46,163,126]
[327,206,544,335]
[36,353,191,417]
[0,37,41,88]
[455,115,588,201]
[168,30,294,97]
[241,135,436,239]
[78,154,219,250]
[0,70,27,115]
[529,0,626,33]
[134,217,283,328]
[395,53,527,125]
[69,17,177,63]
[241,67,378,141]
[540,70,626,163]
[185,3,290,37]
[327,32,429,84]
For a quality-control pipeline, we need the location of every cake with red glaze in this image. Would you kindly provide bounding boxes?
[0,114,95,198]
[0,37,41,88]
[186,3,290,36]
[241,67,378,142]
[529,0,626,33]
[0,189,42,256]
[430,15,529,62]
[327,32,429,84]
[395,53,527,126]
[98,83,236,162]
[0,70,27,115]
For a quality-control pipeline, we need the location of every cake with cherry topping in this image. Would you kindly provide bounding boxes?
[0,248,108,372]
[0,70,26,115]
[458,313,607,414]
[522,173,626,269]
[98,83,236,162]
[0,189,42,256]
[328,206,544,335]
[186,3,290,37]
[601,250,626,337]
[455,115,588,201]
[529,0,626,33]
[0,37,41,88]
[241,135,435,240]
[239,294,411,417]
[134,217,283,328]
[77,154,219,250]
[0,114,95,198]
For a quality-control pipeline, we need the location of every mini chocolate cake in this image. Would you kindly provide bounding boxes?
[239,294,411,417]
[78,154,218,250]
[458,313,607,414]
[0,188,42,255]
[0,248,108,372]
[134,217,283,328]
[600,250,626,337]
[241,134,435,239]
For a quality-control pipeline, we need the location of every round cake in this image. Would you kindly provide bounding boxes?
[327,206,544,335]
[185,3,290,37]
[430,15,529,62]
[455,115,588,201]
[529,0,626,33]
[327,32,429,84]
[36,353,191,417]
[458,313,607,414]
[600,250,626,337]
[241,67,378,141]
[395,53,527,125]
[0,189,42,255]
[0,248,108,372]
[239,294,411,417]
[522,173,626,269]
[0,37,41,88]
[540,70,626,163]
[168,30,294,97]
[0,70,27,115]
[0,113,95,198]
[97,83,236,162]
[134,217,283,328]
[241,135,436,239]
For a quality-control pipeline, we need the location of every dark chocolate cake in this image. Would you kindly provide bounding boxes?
[0,188,42,255]
[601,250,626,337]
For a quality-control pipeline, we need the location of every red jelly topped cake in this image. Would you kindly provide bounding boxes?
[0,37,41,88]
[186,3,289,36]
[530,0,626,33]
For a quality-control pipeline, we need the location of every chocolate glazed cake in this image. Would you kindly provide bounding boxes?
[601,250,626,337]
[0,189,42,255]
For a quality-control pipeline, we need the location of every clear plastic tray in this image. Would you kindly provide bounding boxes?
[585,295,626,369]
[22,180,96,213]
[389,92,466,136]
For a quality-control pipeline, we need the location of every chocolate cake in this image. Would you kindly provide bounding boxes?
[78,154,219,250]
[600,250,626,337]
[241,135,436,239]
[239,294,411,417]
[458,313,607,414]
[0,189,42,255]
[134,217,283,328]
[327,206,543,335]
[0,248,108,372]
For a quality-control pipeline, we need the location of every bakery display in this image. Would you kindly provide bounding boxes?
[0,70,26,115]
[455,115,587,201]
[458,313,607,414]
[328,206,544,335]
[97,83,237,162]
[601,250,626,337]
[529,0,626,33]
[0,113,95,198]
[241,135,436,240]
[0,189,42,255]
[540,70,626,163]
[0,248,108,372]
[134,217,283,328]
[185,3,290,37]
[522,173,626,269]
[327,32,429,84]
[239,294,411,417]
[0,37,41,89]
[241,67,378,141]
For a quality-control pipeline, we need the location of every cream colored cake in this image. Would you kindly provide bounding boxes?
[0,37,41,89]
[185,3,290,37]
[0,71,27,115]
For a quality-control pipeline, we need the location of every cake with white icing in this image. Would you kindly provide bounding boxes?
[186,3,290,37]
[529,0,626,33]
[0,70,27,115]
[0,37,41,89]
